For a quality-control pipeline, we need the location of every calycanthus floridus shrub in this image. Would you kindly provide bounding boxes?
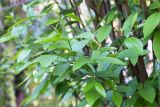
[1,0,160,107]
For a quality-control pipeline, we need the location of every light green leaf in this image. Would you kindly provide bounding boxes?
[15,59,38,74]
[75,31,94,39]
[0,34,15,43]
[118,48,139,65]
[112,92,122,107]
[149,2,160,10]
[106,10,117,23]
[83,81,95,93]
[124,37,143,53]
[46,19,59,25]
[73,57,93,70]
[85,89,99,106]
[153,31,160,61]
[143,12,160,38]
[37,55,58,67]
[122,12,138,37]
[95,25,112,43]
[95,57,125,65]
[66,13,81,22]
[139,85,156,103]
[83,81,99,106]
[71,39,90,53]
[34,33,66,44]
[17,49,31,63]
[95,82,106,98]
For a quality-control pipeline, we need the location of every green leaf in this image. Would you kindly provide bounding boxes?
[71,39,90,53]
[75,31,94,39]
[105,79,116,91]
[153,31,160,61]
[85,89,99,106]
[112,92,122,107]
[122,12,138,37]
[139,85,156,103]
[118,48,138,65]
[77,99,87,107]
[0,34,15,43]
[146,101,158,107]
[95,25,112,43]
[17,49,31,63]
[34,33,66,44]
[143,12,160,38]
[83,81,95,93]
[46,19,59,25]
[94,57,125,65]
[66,13,81,22]
[73,57,93,70]
[106,10,117,23]
[15,60,37,74]
[95,82,106,98]
[30,76,49,101]
[149,2,160,10]
[83,82,100,106]
[53,63,70,76]
[41,4,53,14]
[124,37,143,53]
[37,55,58,67]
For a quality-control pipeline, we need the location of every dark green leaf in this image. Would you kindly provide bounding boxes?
[153,31,160,61]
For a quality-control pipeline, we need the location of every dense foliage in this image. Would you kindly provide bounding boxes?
[1,0,160,107]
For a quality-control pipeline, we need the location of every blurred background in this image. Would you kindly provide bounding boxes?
[0,0,78,107]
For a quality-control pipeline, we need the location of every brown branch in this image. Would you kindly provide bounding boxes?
[140,0,149,18]
[123,0,130,17]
